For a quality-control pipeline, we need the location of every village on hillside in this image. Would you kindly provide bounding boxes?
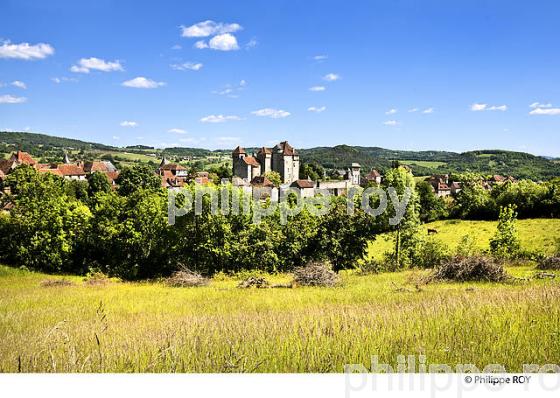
[0,140,520,202]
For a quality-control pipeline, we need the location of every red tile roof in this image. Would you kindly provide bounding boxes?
[276,141,296,156]
[250,176,274,187]
[11,151,37,166]
[232,146,246,155]
[258,147,272,155]
[291,179,315,189]
[57,164,86,176]
[37,168,64,177]
[366,169,381,178]
[243,156,261,167]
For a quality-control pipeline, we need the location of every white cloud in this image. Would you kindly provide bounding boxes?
[252,108,290,119]
[0,94,27,104]
[213,80,247,98]
[313,55,328,61]
[323,73,340,82]
[51,77,77,84]
[408,108,418,113]
[530,102,552,109]
[170,62,203,71]
[194,40,208,49]
[0,41,54,60]
[70,57,124,73]
[120,121,138,127]
[200,114,242,123]
[385,108,397,115]
[309,86,326,92]
[181,20,242,38]
[383,120,400,126]
[112,136,120,140]
[470,103,507,112]
[307,106,326,113]
[122,77,165,89]
[422,107,435,114]
[11,80,26,89]
[168,128,187,134]
[208,33,239,51]
[245,38,258,49]
[529,107,560,116]
[194,33,239,51]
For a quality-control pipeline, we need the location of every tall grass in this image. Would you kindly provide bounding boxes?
[1,264,559,372]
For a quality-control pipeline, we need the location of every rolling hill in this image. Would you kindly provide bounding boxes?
[2,131,559,180]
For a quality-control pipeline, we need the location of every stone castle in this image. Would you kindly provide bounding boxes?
[232,141,300,184]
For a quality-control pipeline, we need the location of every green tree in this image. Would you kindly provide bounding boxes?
[115,164,161,196]
[264,171,282,187]
[490,205,520,259]
[416,181,448,222]
[88,171,112,196]
[382,166,422,269]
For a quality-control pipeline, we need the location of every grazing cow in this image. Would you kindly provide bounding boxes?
[427,228,438,235]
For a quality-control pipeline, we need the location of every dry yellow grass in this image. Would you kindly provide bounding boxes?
[1,264,559,373]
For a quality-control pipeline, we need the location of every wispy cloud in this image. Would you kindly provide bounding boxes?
[168,128,187,134]
[307,106,326,113]
[530,102,552,109]
[529,103,560,115]
[422,107,435,114]
[120,121,138,127]
[408,108,418,113]
[51,77,78,84]
[181,20,242,38]
[70,57,124,73]
[200,114,242,123]
[470,103,507,112]
[245,38,258,49]
[323,73,340,82]
[11,80,26,89]
[385,108,397,115]
[213,80,247,98]
[383,120,400,126]
[313,55,328,61]
[0,41,54,60]
[112,136,120,140]
[170,62,203,71]
[0,94,27,104]
[309,86,326,92]
[251,108,290,118]
[122,77,165,89]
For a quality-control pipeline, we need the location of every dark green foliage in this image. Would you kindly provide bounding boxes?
[416,181,449,222]
[88,172,112,196]
[115,164,162,196]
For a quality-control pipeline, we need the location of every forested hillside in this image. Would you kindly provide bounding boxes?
[2,131,560,179]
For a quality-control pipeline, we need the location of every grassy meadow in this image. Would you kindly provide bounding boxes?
[0,219,559,373]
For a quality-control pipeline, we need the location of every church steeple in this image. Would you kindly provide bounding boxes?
[159,154,169,168]
[63,152,70,164]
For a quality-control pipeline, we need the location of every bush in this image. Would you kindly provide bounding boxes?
[356,259,386,275]
[413,237,450,268]
[40,279,75,287]
[237,276,270,288]
[165,268,208,287]
[429,256,508,282]
[293,261,340,287]
[537,257,560,271]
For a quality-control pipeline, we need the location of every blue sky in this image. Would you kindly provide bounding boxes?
[1,0,559,155]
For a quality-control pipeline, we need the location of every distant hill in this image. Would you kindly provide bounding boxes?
[1,131,559,180]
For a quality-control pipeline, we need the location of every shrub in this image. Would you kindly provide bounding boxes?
[429,256,508,282]
[356,259,386,275]
[84,271,112,286]
[413,237,450,268]
[237,276,270,288]
[456,234,478,257]
[293,261,340,287]
[165,268,208,287]
[40,279,75,287]
[537,257,560,271]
